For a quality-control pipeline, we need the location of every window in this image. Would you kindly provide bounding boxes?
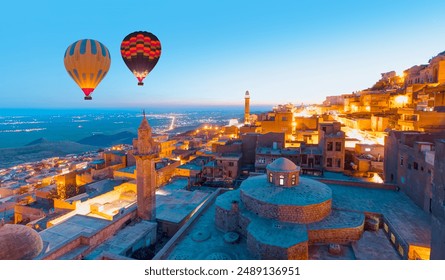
[336,158,341,168]
[315,155,321,165]
[229,162,234,167]
[327,158,333,167]
[413,162,418,170]
[301,155,307,164]
[282,117,287,121]
[327,142,333,151]
[400,157,404,166]
[335,142,342,151]
[291,174,296,185]
[269,172,273,183]
[408,163,412,170]
[279,175,284,186]
[322,127,326,132]
[257,157,265,164]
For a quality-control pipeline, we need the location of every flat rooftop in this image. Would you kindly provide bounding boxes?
[38,214,112,259]
[156,178,211,224]
[177,164,202,171]
[85,220,157,260]
[329,184,430,246]
[85,179,125,195]
[117,165,136,174]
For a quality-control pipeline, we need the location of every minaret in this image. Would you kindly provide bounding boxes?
[244,90,250,125]
[133,111,158,221]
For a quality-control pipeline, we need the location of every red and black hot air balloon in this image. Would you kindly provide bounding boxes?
[120,31,161,86]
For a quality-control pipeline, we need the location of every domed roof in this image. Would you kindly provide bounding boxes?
[267,157,299,172]
[0,223,43,260]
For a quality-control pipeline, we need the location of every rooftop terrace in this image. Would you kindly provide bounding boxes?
[156,177,431,260]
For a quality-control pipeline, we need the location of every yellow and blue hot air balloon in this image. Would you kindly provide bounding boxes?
[64,39,111,100]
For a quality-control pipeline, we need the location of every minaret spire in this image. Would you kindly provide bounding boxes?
[244,90,251,125]
[133,113,158,221]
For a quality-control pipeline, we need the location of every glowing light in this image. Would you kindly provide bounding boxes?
[365,106,371,112]
[371,173,383,183]
[395,95,408,105]
[397,72,406,83]
[376,137,385,145]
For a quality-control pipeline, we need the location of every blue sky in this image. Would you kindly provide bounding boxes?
[1,0,445,108]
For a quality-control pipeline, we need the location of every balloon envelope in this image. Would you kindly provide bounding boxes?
[64,39,111,100]
[120,31,161,86]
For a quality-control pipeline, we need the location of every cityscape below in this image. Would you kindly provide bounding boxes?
[2,49,445,260]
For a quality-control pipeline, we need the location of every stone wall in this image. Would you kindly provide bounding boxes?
[92,163,126,180]
[215,201,239,232]
[307,223,364,245]
[364,212,382,231]
[156,160,181,188]
[241,190,331,223]
[431,139,445,259]
[238,210,252,237]
[317,178,397,190]
[14,205,45,224]
[247,231,308,260]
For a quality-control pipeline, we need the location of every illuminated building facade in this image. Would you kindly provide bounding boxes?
[319,122,345,172]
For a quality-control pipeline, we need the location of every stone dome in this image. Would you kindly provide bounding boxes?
[0,223,43,260]
[267,158,299,172]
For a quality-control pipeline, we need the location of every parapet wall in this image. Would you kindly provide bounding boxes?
[307,223,364,245]
[247,231,308,260]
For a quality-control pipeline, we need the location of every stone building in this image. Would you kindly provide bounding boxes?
[384,131,445,213]
[404,51,445,86]
[319,122,345,172]
[397,107,445,132]
[214,158,365,260]
[431,139,445,259]
[258,104,295,141]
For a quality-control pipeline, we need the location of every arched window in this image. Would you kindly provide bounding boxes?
[279,175,284,186]
[269,172,273,183]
